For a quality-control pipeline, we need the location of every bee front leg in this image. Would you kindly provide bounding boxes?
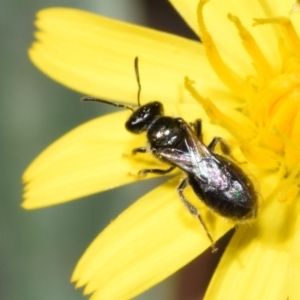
[132,147,147,154]
[138,166,175,177]
[132,147,175,176]
[178,178,217,253]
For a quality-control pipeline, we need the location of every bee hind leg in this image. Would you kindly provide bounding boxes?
[177,177,218,253]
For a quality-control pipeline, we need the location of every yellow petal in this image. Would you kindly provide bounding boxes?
[22,111,165,209]
[168,0,199,34]
[72,178,232,300]
[289,213,300,299]
[291,4,300,38]
[204,195,298,300]
[199,0,284,76]
[29,8,224,105]
[205,232,289,299]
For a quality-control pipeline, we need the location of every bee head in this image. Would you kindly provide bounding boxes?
[125,101,164,134]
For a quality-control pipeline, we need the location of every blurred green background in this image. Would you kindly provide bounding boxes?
[1,0,202,299]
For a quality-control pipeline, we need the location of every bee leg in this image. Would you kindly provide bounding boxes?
[190,119,203,140]
[138,166,175,177]
[178,178,218,253]
[132,147,175,176]
[132,147,147,154]
[208,137,230,155]
[191,121,229,156]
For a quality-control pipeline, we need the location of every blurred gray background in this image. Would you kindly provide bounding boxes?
[1,0,211,299]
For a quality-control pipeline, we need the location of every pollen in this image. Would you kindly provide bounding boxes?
[192,0,300,204]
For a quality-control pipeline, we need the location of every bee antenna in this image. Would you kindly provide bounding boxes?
[81,97,134,112]
[134,57,141,107]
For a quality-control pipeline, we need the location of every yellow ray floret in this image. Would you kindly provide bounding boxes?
[29,7,223,105]
[72,177,232,300]
[23,111,161,208]
[205,194,300,300]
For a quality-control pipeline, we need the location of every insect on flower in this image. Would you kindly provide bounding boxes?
[82,57,258,252]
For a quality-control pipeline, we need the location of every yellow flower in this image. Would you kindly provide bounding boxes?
[23,0,300,299]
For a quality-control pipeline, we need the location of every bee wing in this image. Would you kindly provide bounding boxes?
[155,147,195,173]
[155,121,211,174]
[183,125,255,210]
[181,124,212,176]
[154,120,256,217]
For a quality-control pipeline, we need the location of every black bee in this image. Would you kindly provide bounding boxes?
[82,57,258,252]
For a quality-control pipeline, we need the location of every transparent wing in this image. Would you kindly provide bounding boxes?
[155,120,212,175]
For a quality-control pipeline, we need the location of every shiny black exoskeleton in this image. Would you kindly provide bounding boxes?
[82,57,258,252]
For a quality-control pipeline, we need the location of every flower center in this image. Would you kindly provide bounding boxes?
[243,17,300,168]
[185,0,300,202]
